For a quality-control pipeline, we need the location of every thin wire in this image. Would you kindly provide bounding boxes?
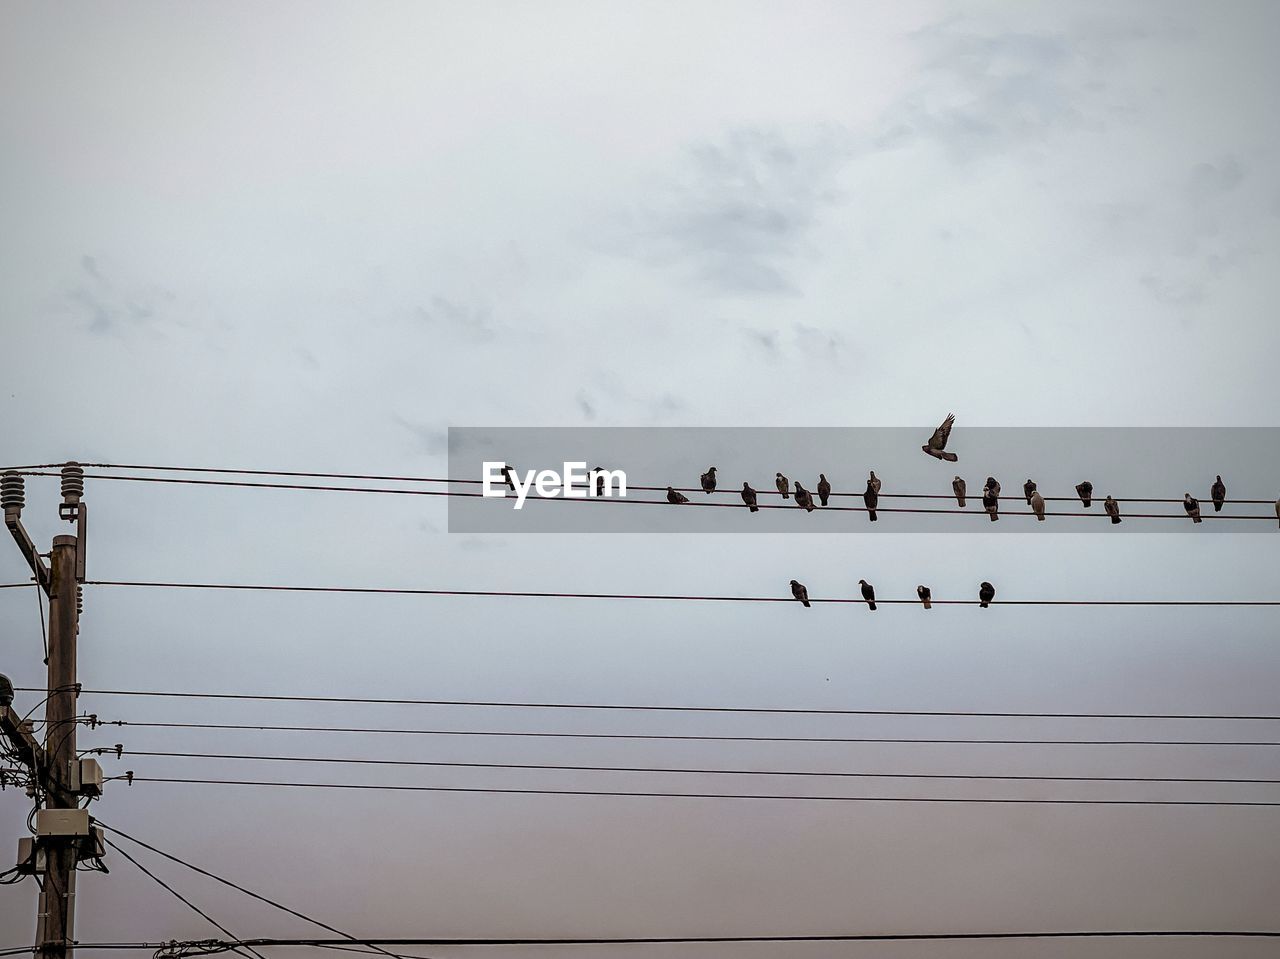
[17,471,1278,519]
[101,720,1280,747]
[33,576,48,664]
[49,687,1280,721]
[80,581,1280,607]
[104,750,1280,785]
[15,461,1280,505]
[93,823,431,959]
[118,777,1280,806]
[0,583,34,590]
[102,837,269,959]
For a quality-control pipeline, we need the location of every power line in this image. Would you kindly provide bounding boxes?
[52,687,1280,720]
[116,777,1280,806]
[95,720,1280,747]
[93,824,431,959]
[102,836,268,959]
[99,749,1280,785]
[13,470,1278,520]
[14,461,1280,505]
[78,580,1280,607]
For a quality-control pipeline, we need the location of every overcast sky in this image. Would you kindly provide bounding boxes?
[2,1,1279,957]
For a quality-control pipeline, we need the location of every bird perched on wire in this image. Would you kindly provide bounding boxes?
[501,464,516,492]
[700,467,717,494]
[1184,493,1202,524]
[868,471,882,495]
[922,413,958,461]
[1274,498,1279,529]
[776,472,790,499]
[666,487,689,504]
[952,476,966,507]
[794,482,816,513]
[858,579,877,610]
[863,479,879,522]
[592,467,607,497]
[1030,490,1046,521]
[978,582,995,608]
[817,474,831,507]
[1075,481,1093,508]
[917,585,932,609]
[790,580,811,608]
[1023,479,1037,505]
[1211,475,1226,512]
[740,482,758,512]
[982,477,1000,522]
[1104,495,1121,524]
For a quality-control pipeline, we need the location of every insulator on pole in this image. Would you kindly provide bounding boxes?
[1,471,24,512]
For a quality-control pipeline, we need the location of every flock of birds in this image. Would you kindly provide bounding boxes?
[663,414,1270,527]
[786,577,996,610]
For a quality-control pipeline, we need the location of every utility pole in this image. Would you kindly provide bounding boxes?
[2,465,99,959]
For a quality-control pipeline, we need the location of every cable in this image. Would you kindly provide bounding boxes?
[78,580,1280,607]
[102,837,268,959]
[116,777,1280,806]
[14,461,1280,505]
[0,583,34,590]
[97,750,1280,785]
[15,471,1278,520]
[100,720,1280,747]
[93,824,431,959]
[48,687,1280,721]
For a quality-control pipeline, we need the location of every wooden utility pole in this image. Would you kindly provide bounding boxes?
[4,466,92,959]
[36,534,80,959]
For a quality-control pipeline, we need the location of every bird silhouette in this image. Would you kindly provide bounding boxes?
[501,464,516,492]
[1184,494,1202,524]
[700,467,717,494]
[817,474,831,507]
[922,414,958,461]
[952,476,966,507]
[666,487,689,504]
[1030,490,1046,521]
[1211,475,1226,512]
[592,467,606,497]
[863,480,879,522]
[868,471,882,495]
[1075,481,1093,508]
[776,473,790,499]
[794,483,816,513]
[858,579,877,611]
[741,482,758,512]
[1023,480,1037,505]
[790,579,810,608]
[1104,495,1121,524]
[1275,498,1279,529]
[978,582,995,608]
[982,477,1000,522]
[917,585,932,609]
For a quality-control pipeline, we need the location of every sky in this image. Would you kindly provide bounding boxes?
[2,1,1279,956]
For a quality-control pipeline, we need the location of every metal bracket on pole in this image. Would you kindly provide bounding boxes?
[2,471,51,596]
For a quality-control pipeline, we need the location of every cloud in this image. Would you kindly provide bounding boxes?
[621,128,847,294]
[66,254,177,336]
[416,295,495,341]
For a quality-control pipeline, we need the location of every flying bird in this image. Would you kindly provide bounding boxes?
[952,476,966,507]
[1030,490,1046,521]
[790,580,811,608]
[817,474,831,507]
[1023,480,1037,505]
[1211,475,1226,512]
[863,479,879,522]
[922,413,958,461]
[700,467,717,494]
[1184,493,1202,524]
[982,477,1000,522]
[666,487,689,505]
[917,585,932,610]
[868,471,882,495]
[1075,481,1093,508]
[1104,495,1121,524]
[776,473,790,499]
[858,579,877,611]
[741,482,759,512]
[978,582,995,608]
[794,482,816,513]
